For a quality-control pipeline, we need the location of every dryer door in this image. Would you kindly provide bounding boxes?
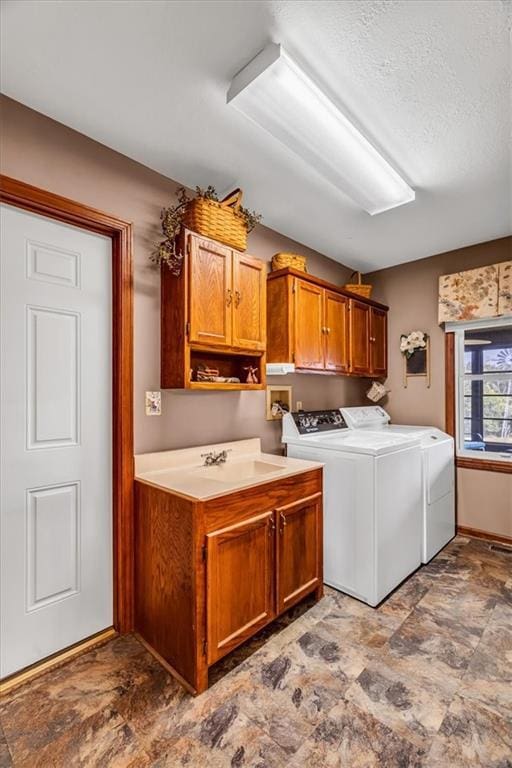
[426,439,454,504]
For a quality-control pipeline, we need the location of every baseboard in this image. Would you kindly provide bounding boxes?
[457,525,512,546]
[0,627,117,696]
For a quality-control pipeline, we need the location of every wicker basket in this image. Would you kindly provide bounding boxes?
[343,283,373,299]
[343,272,372,298]
[272,252,307,272]
[182,188,247,251]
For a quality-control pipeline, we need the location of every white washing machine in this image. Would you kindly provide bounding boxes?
[282,410,423,607]
[341,406,455,563]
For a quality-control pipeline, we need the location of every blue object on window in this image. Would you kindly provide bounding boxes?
[464,441,486,451]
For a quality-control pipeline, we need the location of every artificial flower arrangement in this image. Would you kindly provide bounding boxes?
[400,330,428,358]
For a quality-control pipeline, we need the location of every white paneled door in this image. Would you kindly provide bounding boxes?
[0,204,113,677]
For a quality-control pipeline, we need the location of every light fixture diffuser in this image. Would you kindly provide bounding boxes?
[228,43,415,215]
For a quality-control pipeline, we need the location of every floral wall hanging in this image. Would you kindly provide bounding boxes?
[400,331,430,387]
[438,261,511,323]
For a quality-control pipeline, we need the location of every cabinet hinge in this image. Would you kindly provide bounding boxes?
[291,352,295,363]
[185,321,190,338]
[203,639,208,656]
[201,544,207,562]
[186,238,191,256]
[292,278,297,294]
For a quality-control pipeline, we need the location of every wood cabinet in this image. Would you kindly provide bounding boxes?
[232,252,266,351]
[207,510,275,664]
[162,229,266,390]
[267,268,387,378]
[188,237,232,347]
[276,493,322,613]
[294,279,324,370]
[369,306,388,377]
[324,291,349,373]
[135,468,323,694]
[349,299,370,375]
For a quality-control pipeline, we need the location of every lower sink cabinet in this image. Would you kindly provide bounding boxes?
[135,469,323,694]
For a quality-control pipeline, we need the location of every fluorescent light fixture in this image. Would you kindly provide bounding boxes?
[228,43,415,215]
[465,339,492,346]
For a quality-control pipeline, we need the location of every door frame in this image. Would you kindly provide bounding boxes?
[0,174,134,638]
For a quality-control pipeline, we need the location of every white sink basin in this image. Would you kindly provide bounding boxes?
[193,459,283,483]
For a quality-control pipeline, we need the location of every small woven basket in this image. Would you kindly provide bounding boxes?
[272,252,307,272]
[182,188,247,251]
[343,283,373,298]
[343,272,372,298]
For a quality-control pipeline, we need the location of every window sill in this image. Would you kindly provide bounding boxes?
[456,456,512,474]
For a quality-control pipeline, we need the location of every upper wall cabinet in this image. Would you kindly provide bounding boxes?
[267,268,387,379]
[162,230,266,390]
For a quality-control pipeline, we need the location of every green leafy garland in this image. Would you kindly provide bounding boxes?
[151,186,262,271]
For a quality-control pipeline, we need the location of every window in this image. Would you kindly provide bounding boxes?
[455,320,512,462]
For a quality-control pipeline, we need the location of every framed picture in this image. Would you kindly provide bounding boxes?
[403,338,430,387]
[266,385,292,420]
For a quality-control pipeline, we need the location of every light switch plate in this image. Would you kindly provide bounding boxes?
[145,391,162,416]
[296,400,303,411]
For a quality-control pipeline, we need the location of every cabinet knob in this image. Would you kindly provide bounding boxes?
[226,289,233,306]
[279,511,287,533]
[235,290,241,308]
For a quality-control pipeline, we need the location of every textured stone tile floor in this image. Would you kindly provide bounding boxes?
[1,536,511,767]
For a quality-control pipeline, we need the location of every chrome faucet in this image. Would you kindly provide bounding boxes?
[201,449,231,466]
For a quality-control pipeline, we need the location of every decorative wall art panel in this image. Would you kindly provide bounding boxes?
[498,261,512,316]
[438,261,511,323]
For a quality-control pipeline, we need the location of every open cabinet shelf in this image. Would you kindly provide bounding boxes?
[188,348,265,390]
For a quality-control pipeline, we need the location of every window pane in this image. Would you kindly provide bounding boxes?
[483,347,512,373]
[461,325,512,454]
[483,378,512,395]
[483,419,512,443]
[483,397,512,419]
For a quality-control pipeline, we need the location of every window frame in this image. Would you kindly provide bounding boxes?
[447,317,512,471]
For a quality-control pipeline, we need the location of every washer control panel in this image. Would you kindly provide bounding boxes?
[292,410,348,434]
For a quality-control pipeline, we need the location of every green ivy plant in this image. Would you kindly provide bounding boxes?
[151,186,262,273]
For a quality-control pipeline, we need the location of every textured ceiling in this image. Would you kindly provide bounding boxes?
[1,0,510,271]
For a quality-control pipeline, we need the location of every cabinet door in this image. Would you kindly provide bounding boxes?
[294,279,324,370]
[370,307,388,377]
[206,511,275,664]
[232,253,266,350]
[323,291,349,372]
[188,236,232,347]
[349,299,371,374]
[276,493,322,614]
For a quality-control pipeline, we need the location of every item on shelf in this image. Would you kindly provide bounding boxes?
[366,381,389,403]
[243,365,259,383]
[343,271,373,299]
[266,385,293,420]
[152,186,262,273]
[196,365,220,382]
[272,252,307,272]
[271,399,290,416]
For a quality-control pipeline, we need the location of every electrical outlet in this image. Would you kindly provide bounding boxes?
[296,400,303,411]
[145,391,162,416]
